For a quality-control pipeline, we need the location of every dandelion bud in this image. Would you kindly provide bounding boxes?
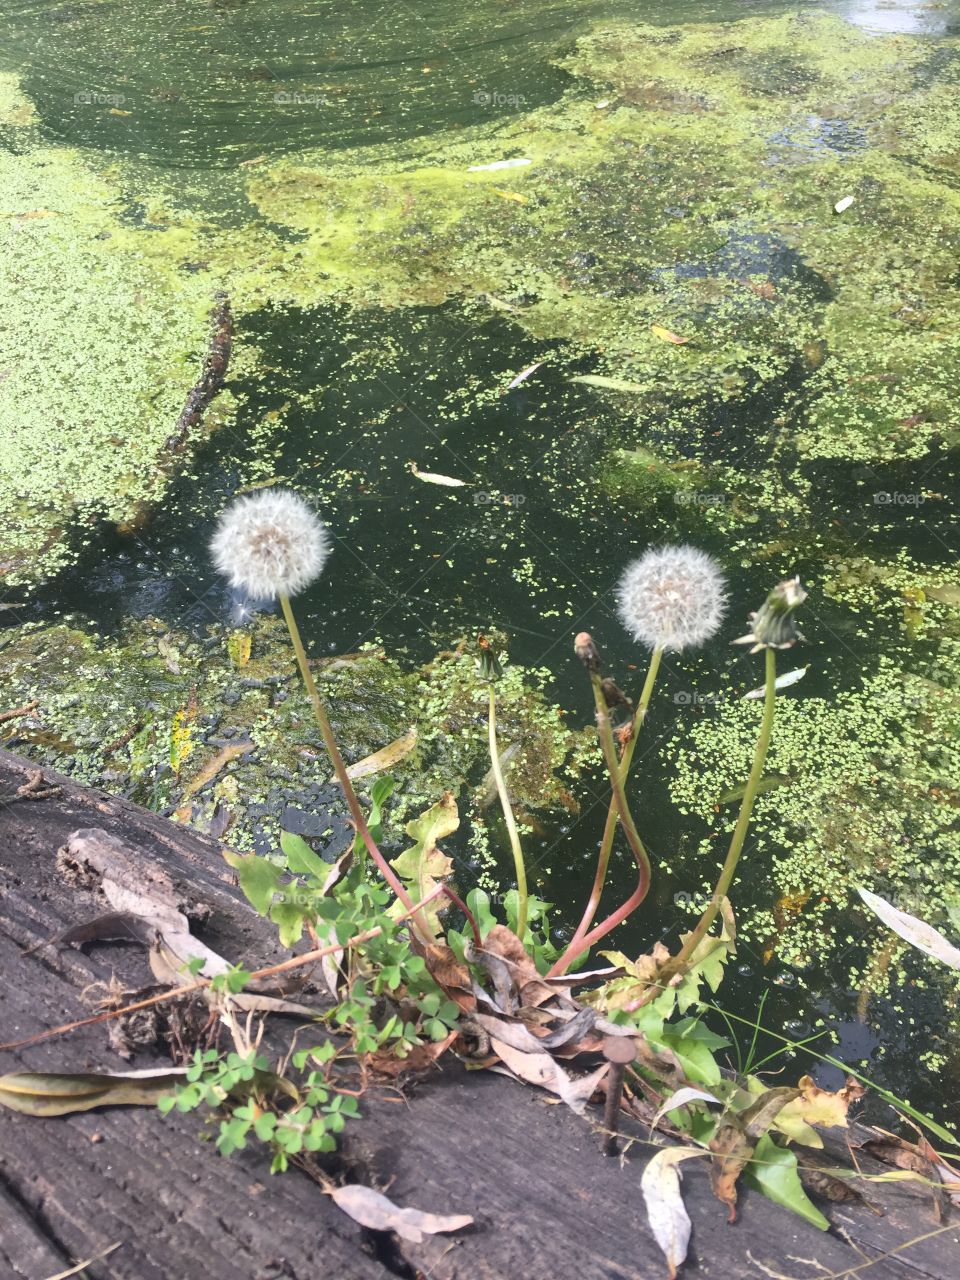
[600,678,632,710]
[616,545,727,652]
[574,631,602,672]
[210,488,330,600]
[477,633,503,681]
[733,577,807,653]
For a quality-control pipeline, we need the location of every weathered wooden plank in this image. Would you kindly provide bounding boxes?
[0,748,956,1280]
[0,1183,72,1279]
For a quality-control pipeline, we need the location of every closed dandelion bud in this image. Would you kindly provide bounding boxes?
[734,576,807,653]
[210,489,330,600]
[477,633,503,681]
[616,545,726,652]
[574,631,602,672]
[600,678,632,710]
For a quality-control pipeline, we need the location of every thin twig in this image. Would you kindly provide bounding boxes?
[0,885,445,1053]
[41,1242,123,1280]
[0,699,39,723]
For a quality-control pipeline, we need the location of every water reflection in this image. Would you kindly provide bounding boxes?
[841,0,953,35]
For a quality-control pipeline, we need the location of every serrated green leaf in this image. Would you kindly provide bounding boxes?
[389,793,458,932]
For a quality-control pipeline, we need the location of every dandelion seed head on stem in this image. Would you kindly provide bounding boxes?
[616,545,727,652]
[210,489,330,600]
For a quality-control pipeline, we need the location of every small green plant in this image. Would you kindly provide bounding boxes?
[160,1044,362,1173]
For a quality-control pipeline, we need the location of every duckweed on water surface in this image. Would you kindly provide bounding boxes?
[4,13,960,581]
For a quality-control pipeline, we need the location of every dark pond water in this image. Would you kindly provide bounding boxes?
[3,0,960,1122]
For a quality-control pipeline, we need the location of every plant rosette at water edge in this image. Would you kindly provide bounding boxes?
[5,492,957,1273]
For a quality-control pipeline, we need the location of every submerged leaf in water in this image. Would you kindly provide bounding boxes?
[570,374,647,393]
[717,774,792,804]
[743,666,808,699]
[173,740,251,819]
[507,360,544,388]
[467,157,531,172]
[336,727,417,781]
[650,324,691,345]
[857,888,960,970]
[408,461,469,487]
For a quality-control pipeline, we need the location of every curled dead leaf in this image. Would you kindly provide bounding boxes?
[329,1184,473,1243]
[0,1068,186,1117]
[641,1148,703,1279]
[777,1074,865,1132]
[709,1122,754,1222]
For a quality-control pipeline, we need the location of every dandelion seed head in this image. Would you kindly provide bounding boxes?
[210,489,330,599]
[616,545,727,652]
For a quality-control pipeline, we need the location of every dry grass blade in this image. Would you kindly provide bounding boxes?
[42,1242,123,1280]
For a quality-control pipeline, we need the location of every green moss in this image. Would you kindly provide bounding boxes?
[0,618,590,860]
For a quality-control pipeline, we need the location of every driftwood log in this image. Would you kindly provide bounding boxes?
[0,748,957,1280]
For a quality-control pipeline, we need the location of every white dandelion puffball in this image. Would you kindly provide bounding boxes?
[210,489,330,599]
[616,545,727,652]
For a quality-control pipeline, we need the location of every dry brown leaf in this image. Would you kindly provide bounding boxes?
[366,1032,457,1079]
[329,1184,473,1243]
[777,1074,864,1131]
[861,1136,932,1174]
[336,727,418,782]
[174,740,251,819]
[473,1011,546,1055]
[489,1036,609,1113]
[478,925,556,1008]
[796,1154,869,1207]
[709,1122,754,1222]
[418,941,477,1014]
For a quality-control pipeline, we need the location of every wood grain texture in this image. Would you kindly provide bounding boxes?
[0,749,956,1280]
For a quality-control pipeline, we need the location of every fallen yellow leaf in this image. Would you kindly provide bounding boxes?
[651,324,691,345]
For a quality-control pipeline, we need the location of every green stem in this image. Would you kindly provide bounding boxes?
[549,647,662,977]
[671,646,777,973]
[278,593,435,942]
[488,684,528,937]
